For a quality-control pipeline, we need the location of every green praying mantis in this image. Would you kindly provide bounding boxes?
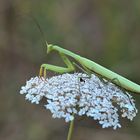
[39,43,140,94]
[15,14,140,94]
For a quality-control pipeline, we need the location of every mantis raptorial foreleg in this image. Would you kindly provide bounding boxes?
[39,52,75,78]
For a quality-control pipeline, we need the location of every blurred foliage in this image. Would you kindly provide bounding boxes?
[0,0,140,140]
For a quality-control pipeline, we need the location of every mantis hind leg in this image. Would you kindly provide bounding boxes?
[109,78,136,109]
[103,77,129,94]
[39,53,75,78]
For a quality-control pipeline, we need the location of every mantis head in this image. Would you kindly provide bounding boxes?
[46,42,54,54]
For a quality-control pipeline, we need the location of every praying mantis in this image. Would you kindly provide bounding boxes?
[39,43,140,94]
[15,14,140,94]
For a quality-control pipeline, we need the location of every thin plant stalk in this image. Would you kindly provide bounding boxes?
[67,118,74,140]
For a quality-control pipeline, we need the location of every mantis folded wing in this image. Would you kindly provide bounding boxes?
[40,43,140,94]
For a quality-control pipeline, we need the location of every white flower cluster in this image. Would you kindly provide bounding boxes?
[20,73,138,129]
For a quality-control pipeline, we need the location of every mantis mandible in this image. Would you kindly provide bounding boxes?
[39,42,140,94]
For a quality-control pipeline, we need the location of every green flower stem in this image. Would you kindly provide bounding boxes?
[67,118,74,140]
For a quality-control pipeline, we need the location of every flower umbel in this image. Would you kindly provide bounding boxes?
[20,73,138,129]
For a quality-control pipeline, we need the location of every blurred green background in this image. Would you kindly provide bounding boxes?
[0,0,140,140]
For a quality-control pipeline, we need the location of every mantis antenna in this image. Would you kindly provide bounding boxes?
[15,13,49,47]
